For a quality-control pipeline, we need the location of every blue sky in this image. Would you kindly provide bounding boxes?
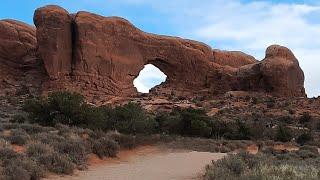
[1,0,319,96]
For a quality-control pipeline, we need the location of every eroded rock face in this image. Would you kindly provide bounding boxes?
[260,45,305,97]
[0,5,306,102]
[34,5,72,79]
[212,50,257,68]
[71,12,214,98]
[0,19,36,66]
[0,19,46,96]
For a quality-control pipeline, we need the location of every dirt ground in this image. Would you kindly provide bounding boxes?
[47,146,226,180]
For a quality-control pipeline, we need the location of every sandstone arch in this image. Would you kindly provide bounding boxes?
[0,5,297,103]
[31,5,306,102]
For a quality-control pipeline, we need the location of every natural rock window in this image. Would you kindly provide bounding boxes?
[133,64,167,93]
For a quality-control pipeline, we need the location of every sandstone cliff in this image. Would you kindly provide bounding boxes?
[0,5,306,103]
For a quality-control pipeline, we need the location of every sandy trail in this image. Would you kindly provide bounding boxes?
[49,146,226,180]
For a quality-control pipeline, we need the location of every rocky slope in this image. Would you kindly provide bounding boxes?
[0,5,306,104]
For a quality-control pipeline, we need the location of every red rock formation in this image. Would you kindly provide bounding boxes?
[0,5,306,102]
[260,45,305,97]
[0,19,46,96]
[71,11,214,98]
[34,5,72,79]
[212,50,257,68]
[0,19,36,66]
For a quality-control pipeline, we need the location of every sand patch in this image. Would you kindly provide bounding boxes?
[12,144,25,153]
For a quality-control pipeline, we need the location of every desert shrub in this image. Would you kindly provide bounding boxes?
[53,139,88,166]
[155,112,182,134]
[6,129,30,145]
[32,132,65,147]
[299,112,312,124]
[297,149,318,159]
[25,142,75,175]
[10,114,28,123]
[155,108,214,137]
[210,119,232,139]
[4,163,31,180]
[23,92,157,134]
[265,97,276,108]
[0,139,11,149]
[0,147,20,162]
[275,124,292,142]
[107,132,136,149]
[39,152,75,174]
[219,146,231,153]
[248,122,268,140]
[277,115,294,124]
[0,148,45,180]
[79,105,113,131]
[26,142,53,158]
[204,154,247,180]
[251,97,258,104]
[19,123,52,135]
[158,108,212,137]
[296,132,313,145]
[232,120,252,140]
[111,103,157,134]
[300,145,319,154]
[92,137,120,158]
[203,151,320,180]
[23,91,86,126]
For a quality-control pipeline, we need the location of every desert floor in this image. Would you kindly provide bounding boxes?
[48,146,226,180]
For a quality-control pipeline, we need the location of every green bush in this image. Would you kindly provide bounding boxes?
[210,120,232,139]
[23,91,86,126]
[156,108,212,137]
[275,125,292,142]
[299,112,312,124]
[107,132,136,149]
[111,103,157,134]
[155,112,182,134]
[265,97,276,108]
[23,92,157,134]
[10,114,28,123]
[232,120,252,140]
[296,132,313,145]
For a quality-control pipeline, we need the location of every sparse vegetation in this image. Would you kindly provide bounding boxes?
[204,150,320,180]
[275,124,292,142]
[92,137,119,158]
[0,91,319,179]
